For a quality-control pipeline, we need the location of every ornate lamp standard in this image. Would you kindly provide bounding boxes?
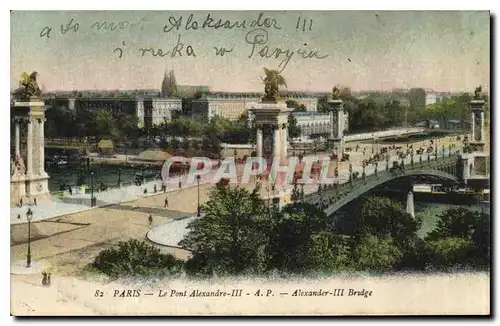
[196,175,201,217]
[362,161,366,181]
[349,163,353,185]
[117,168,122,187]
[26,208,33,268]
[90,171,95,207]
[385,154,390,171]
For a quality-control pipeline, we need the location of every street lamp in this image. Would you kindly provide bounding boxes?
[196,175,201,217]
[410,150,414,166]
[385,154,389,171]
[349,163,353,185]
[90,171,95,207]
[117,168,122,187]
[26,208,33,268]
[362,161,366,181]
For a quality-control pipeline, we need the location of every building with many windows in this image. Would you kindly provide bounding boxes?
[53,96,182,129]
[192,94,318,122]
[293,111,349,139]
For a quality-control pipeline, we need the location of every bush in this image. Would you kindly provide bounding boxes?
[352,235,403,272]
[92,239,184,278]
[425,237,475,270]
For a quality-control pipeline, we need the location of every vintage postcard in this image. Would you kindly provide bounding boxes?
[10,10,490,316]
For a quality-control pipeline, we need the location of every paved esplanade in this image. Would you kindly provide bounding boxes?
[10,169,219,224]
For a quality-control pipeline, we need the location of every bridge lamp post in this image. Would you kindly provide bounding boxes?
[448,144,452,156]
[90,171,95,207]
[117,168,122,187]
[26,208,33,268]
[385,155,389,171]
[196,175,201,217]
[410,150,414,166]
[362,161,366,181]
[349,164,353,185]
[374,161,378,178]
[434,146,438,160]
[442,145,445,159]
[419,154,423,165]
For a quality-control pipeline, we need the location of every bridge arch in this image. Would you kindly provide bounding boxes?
[321,169,458,216]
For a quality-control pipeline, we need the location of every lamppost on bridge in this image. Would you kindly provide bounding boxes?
[26,208,33,268]
[362,161,366,181]
[90,171,95,207]
[419,153,423,165]
[196,175,201,217]
[117,168,122,187]
[374,161,378,178]
[386,154,389,171]
[449,144,452,156]
[349,163,353,185]
[434,145,438,159]
[442,145,445,159]
[410,150,414,166]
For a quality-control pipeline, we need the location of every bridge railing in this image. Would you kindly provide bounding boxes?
[306,149,459,206]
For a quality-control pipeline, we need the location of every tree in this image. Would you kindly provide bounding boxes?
[161,70,178,98]
[91,239,184,278]
[471,213,490,267]
[352,235,403,272]
[265,203,328,274]
[425,237,475,270]
[356,196,418,248]
[426,207,478,241]
[179,184,270,276]
[286,99,299,109]
[307,231,352,273]
[287,113,301,139]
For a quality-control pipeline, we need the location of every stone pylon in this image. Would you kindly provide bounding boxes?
[327,99,345,156]
[406,191,415,218]
[11,97,50,205]
[250,101,293,160]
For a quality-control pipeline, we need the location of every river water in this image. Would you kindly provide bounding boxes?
[46,163,161,191]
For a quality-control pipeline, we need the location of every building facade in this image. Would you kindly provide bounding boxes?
[54,96,182,129]
[192,96,260,121]
[136,98,182,128]
[293,111,349,139]
[192,95,318,122]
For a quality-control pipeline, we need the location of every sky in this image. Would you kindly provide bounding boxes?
[10,11,490,93]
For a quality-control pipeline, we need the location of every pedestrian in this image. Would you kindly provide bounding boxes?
[164,196,169,208]
[163,184,166,193]
[148,214,153,226]
[143,188,147,195]
[19,197,23,207]
[178,180,182,189]
[17,214,20,219]
[154,184,157,193]
[42,272,48,286]
[47,273,51,286]
[34,198,37,206]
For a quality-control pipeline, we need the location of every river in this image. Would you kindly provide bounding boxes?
[46,163,161,192]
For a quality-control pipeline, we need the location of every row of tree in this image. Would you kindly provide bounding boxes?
[92,184,490,279]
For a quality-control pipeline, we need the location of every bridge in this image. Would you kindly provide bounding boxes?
[304,147,463,216]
